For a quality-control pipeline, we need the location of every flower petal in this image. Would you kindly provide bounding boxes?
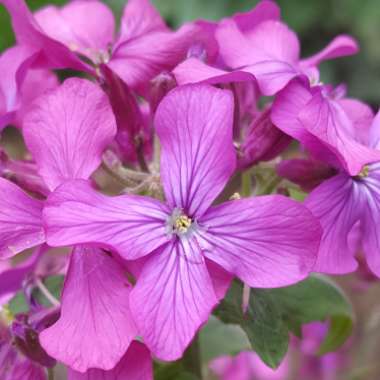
[118,0,167,43]
[338,98,374,145]
[369,110,380,149]
[0,0,92,73]
[0,45,35,116]
[360,170,380,277]
[305,174,362,273]
[43,180,169,260]
[277,158,337,191]
[40,246,137,372]
[272,78,380,174]
[233,0,281,34]
[68,341,152,380]
[173,57,256,86]
[0,178,44,259]
[301,35,359,68]
[130,241,218,360]
[155,84,236,217]
[198,196,321,287]
[35,1,115,59]
[109,24,197,92]
[23,78,116,191]
[11,360,46,380]
[298,89,380,175]
[216,20,300,95]
[0,246,43,304]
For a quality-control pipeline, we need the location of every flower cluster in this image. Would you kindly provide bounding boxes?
[0,0,377,379]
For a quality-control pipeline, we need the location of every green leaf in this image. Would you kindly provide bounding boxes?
[288,187,307,202]
[214,282,288,368]
[214,275,354,369]
[199,316,250,363]
[8,291,29,315]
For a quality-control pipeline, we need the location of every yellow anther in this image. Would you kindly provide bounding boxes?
[0,305,14,325]
[230,192,241,200]
[358,165,369,178]
[174,214,192,234]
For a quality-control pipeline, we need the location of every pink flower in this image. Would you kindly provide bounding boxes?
[0,78,142,372]
[0,45,58,131]
[297,322,350,380]
[1,0,199,92]
[68,341,152,380]
[43,84,322,360]
[272,78,380,276]
[210,350,289,380]
[173,0,358,96]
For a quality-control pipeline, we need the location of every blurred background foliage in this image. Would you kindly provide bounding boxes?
[0,0,379,107]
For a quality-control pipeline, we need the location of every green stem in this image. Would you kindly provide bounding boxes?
[241,170,252,197]
[183,334,202,379]
[47,367,54,380]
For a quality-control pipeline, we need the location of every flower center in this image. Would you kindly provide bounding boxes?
[174,214,192,234]
[167,208,195,237]
[357,165,369,179]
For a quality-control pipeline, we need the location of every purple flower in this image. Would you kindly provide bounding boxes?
[43,84,322,360]
[210,350,289,380]
[0,78,142,372]
[1,0,199,92]
[297,322,350,380]
[272,78,380,276]
[0,310,51,380]
[0,246,44,306]
[0,45,58,131]
[173,0,358,96]
[238,107,292,169]
[68,341,152,380]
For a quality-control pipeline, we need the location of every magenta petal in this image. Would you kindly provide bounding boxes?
[0,0,92,73]
[0,178,44,259]
[271,79,380,173]
[173,57,256,86]
[23,78,116,190]
[155,84,236,217]
[369,110,380,149]
[68,341,152,380]
[215,20,260,69]
[35,1,115,59]
[11,360,46,380]
[338,98,374,145]
[271,79,339,168]
[40,246,137,372]
[199,196,321,287]
[233,0,281,34]
[277,158,336,191]
[239,108,292,168]
[240,20,300,64]
[15,67,58,128]
[0,246,43,303]
[0,45,35,116]
[305,174,361,273]
[118,0,167,43]
[43,180,169,260]
[301,35,359,68]
[131,241,217,360]
[216,20,300,95]
[109,23,197,92]
[206,259,233,302]
[298,90,380,175]
[360,171,380,277]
